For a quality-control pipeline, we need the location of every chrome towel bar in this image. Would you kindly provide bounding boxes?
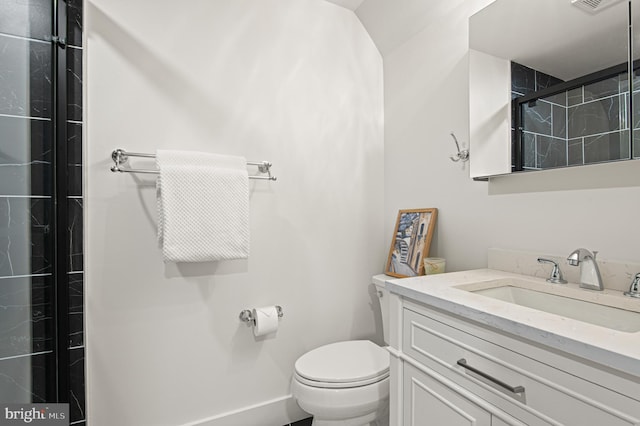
[110,148,277,181]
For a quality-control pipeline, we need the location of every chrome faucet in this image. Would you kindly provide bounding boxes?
[537,258,567,284]
[624,273,640,298]
[567,248,604,291]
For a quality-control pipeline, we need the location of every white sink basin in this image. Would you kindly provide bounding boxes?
[457,278,640,333]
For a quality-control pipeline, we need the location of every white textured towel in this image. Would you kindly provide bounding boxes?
[156,150,249,262]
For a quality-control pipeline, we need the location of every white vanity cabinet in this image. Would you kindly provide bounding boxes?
[388,297,640,426]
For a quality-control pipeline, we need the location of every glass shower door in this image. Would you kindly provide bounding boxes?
[0,0,56,404]
[0,1,86,421]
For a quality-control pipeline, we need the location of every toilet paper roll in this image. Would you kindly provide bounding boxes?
[252,306,279,337]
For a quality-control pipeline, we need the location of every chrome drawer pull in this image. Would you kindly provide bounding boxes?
[457,358,525,395]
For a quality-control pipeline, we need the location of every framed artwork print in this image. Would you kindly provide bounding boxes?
[385,208,438,278]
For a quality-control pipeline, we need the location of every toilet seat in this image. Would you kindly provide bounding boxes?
[294,340,389,389]
[294,370,389,389]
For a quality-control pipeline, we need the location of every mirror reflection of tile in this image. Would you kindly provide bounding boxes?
[511,61,635,170]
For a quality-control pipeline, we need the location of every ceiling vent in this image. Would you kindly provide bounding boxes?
[571,0,625,13]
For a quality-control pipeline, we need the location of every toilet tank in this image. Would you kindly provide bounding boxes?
[372,275,391,345]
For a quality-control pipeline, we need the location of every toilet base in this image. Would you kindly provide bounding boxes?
[311,405,388,426]
[311,410,389,426]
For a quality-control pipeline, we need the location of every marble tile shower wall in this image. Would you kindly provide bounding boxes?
[0,1,85,425]
[511,62,633,169]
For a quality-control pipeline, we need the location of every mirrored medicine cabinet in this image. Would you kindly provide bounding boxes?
[469,0,640,179]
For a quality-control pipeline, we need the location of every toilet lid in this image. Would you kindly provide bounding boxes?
[295,340,389,385]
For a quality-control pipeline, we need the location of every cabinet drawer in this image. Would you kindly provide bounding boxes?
[403,307,640,426]
[403,362,492,426]
[403,359,545,426]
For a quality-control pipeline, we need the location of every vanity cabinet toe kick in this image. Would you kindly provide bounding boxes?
[387,298,640,426]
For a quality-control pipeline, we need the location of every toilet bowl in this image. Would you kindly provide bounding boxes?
[292,340,390,426]
[291,276,391,426]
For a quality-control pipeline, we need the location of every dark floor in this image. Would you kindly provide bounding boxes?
[284,417,313,426]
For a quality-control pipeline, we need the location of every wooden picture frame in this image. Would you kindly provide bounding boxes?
[385,208,438,278]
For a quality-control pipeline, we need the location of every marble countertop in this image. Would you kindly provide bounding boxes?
[380,269,640,378]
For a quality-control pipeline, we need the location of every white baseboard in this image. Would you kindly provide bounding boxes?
[180,394,309,426]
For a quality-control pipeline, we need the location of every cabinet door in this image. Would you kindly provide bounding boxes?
[468,49,512,178]
[403,363,491,426]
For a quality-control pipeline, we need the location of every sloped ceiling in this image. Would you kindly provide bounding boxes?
[355,0,444,56]
[324,0,365,11]
[325,0,461,57]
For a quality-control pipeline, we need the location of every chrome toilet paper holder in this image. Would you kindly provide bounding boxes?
[239,306,284,325]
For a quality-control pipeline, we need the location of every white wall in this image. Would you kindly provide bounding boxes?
[85,1,384,425]
[383,0,640,272]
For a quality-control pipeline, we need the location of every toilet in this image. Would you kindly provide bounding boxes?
[291,276,391,426]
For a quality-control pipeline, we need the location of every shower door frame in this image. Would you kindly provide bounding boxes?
[51,0,71,404]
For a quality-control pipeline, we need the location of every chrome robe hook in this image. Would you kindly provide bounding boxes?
[449,132,469,162]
